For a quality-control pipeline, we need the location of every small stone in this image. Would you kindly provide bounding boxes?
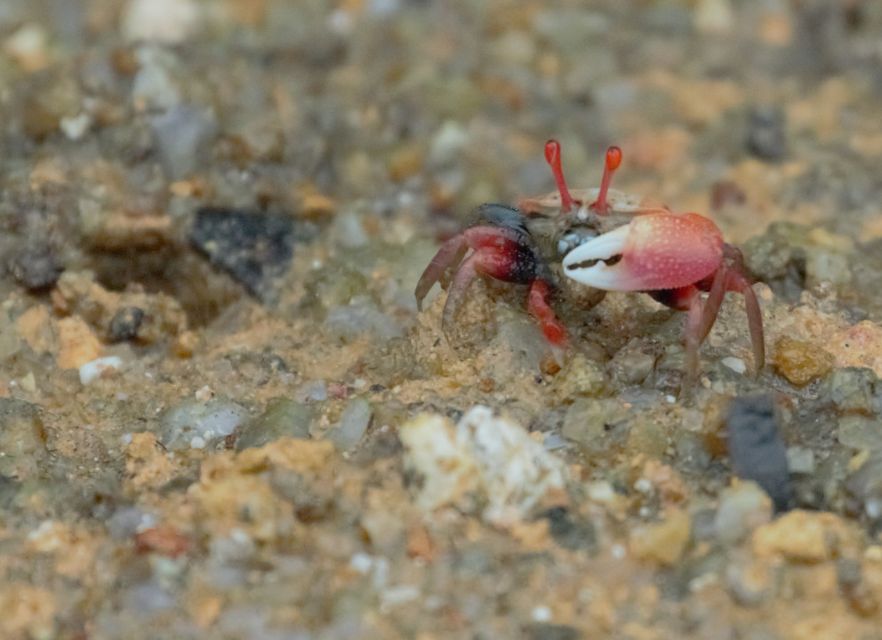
[561,398,630,457]
[786,446,816,474]
[60,113,92,140]
[725,557,773,607]
[540,506,597,552]
[8,244,63,291]
[108,307,145,342]
[399,407,568,526]
[629,508,691,566]
[714,481,773,545]
[151,105,217,179]
[190,207,296,301]
[56,317,103,370]
[721,356,747,375]
[751,510,857,563]
[3,23,50,72]
[726,395,791,511]
[326,398,372,451]
[823,367,876,414]
[837,415,882,451]
[608,340,657,386]
[0,399,47,480]
[79,356,124,385]
[745,105,787,162]
[122,0,201,44]
[773,336,834,387]
[235,399,314,451]
[160,398,249,450]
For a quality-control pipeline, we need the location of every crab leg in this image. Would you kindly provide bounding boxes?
[527,279,567,346]
[732,273,765,372]
[415,235,468,311]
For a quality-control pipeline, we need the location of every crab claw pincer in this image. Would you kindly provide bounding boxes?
[562,212,723,291]
[562,210,763,386]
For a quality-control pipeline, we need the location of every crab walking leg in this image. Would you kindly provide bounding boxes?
[415,235,468,311]
[440,247,529,332]
[696,265,728,344]
[683,286,706,386]
[527,279,567,346]
[732,273,765,373]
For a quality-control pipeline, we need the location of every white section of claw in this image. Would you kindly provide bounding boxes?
[562,224,629,267]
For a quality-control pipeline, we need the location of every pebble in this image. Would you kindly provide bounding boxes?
[823,368,876,414]
[326,398,372,451]
[561,398,630,456]
[773,336,834,386]
[837,415,882,451]
[0,399,47,480]
[79,356,124,385]
[725,395,792,511]
[9,244,62,291]
[151,105,217,179]
[122,0,200,44]
[159,398,249,450]
[189,208,296,300]
[629,508,691,566]
[399,407,568,526]
[714,481,772,545]
[235,398,314,451]
[786,446,816,474]
[108,307,145,343]
[745,105,787,161]
[721,356,746,375]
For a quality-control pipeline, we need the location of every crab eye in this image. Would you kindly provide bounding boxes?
[557,227,599,258]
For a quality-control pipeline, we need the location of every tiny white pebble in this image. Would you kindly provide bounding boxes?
[189,436,206,449]
[665,394,676,404]
[350,553,373,574]
[721,356,746,374]
[531,606,552,622]
[634,478,652,494]
[79,356,123,385]
[194,385,214,402]
[611,544,627,559]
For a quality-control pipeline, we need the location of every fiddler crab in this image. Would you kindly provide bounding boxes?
[415,139,764,388]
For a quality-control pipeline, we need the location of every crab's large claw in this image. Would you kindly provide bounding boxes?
[562,212,724,291]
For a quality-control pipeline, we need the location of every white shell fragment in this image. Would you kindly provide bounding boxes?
[399,406,568,526]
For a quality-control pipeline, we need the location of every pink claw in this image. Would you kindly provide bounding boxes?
[562,211,724,291]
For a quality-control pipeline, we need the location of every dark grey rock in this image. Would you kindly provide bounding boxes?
[726,395,791,512]
[190,207,296,300]
[540,506,596,552]
[9,243,62,291]
[109,306,145,342]
[746,105,787,162]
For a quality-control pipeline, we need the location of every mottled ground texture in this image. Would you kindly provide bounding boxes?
[2,1,882,638]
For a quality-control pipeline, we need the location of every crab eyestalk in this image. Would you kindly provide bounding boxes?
[544,139,575,213]
[591,145,622,215]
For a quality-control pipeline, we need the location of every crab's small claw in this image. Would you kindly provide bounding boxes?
[562,212,724,291]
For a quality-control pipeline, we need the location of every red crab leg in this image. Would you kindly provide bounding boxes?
[441,246,521,331]
[732,272,765,372]
[591,146,622,215]
[527,279,567,346]
[415,235,468,311]
[544,139,575,213]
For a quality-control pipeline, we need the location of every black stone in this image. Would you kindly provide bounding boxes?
[726,395,792,512]
[540,506,597,552]
[745,105,787,162]
[108,307,145,342]
[189,207,296,300]
[9,244,62,291]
